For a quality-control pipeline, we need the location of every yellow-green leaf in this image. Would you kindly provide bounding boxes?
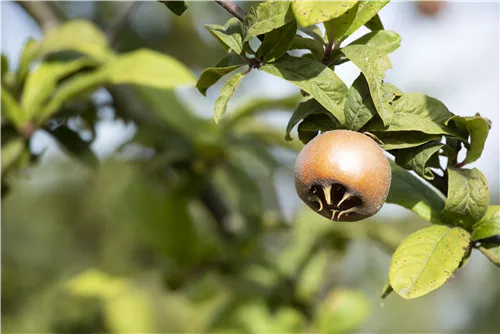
[292,1,357,27]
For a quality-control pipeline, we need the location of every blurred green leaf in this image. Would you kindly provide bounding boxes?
[244,1,295,42]
[328,1,389,44]
[395,141,444,180]
[16,38,39,87]
[296,249,329,302]
[206,18,244,55]
[446,115,491,166]
[214,72,246,124]
[289,36,324,61]
[160,1,188,16]
[22,58,97,119]
[443,168,490,229]
[257,20,297,63]
[389,225,471,299]
[387,160,445,224]
[472,206,500,241]
[365,13,384,30]
[1,53,8,77]
[341,44,393,125]
[343,73,376,131]
[478,244,500,267]
[50,125,98,168]
[350,30,401,54]
[292,1,357,27]
[196,54,247,96]
[1,85,26,129]
[314,289,371,334]
[1,138,26,175]
[260,55,347,123]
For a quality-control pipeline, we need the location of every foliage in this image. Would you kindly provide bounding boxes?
[1,1,498,333]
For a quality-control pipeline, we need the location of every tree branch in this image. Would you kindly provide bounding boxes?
[215,0,246,22]
[105,1,138,46]
[16,1,63,32]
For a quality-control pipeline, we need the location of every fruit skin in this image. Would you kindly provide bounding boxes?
[294,130,391,222]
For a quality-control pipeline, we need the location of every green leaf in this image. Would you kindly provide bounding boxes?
[205,18,244,54]
[298,25,327,44]
[40,49,196,121]
[285,97,331,140]
[101,49,196,88]
[328,1,389,44]
[244,1,295,42]
[1,86,26,129]
[365,93,464,138]
[260,55,347,123]
[50,125,98,168]
[443,168,490,228]
[472,206,500,241]
[395,142,444,180]
[289,36,324,61]
[21,58,97,119]
[159,1,188,16]
[257,20,297,62]
[365,14,384,31]
[314,289,370,334]
[296,249,329,302]
[291,1,357,27]
[349,30,401,54]
[1,54,8,77]
[369,131,442,150]
[389,225,471,299]
[16,38,39,87]
[297,112,342,144]
[196,54,247,96]
[343,74,376,131]
[380,280,393,301]
[387,160,445,224]
[446,115,491,166]
[35,20,113,62]
[1,138,26,174]
[478,244,500,267]
[214,72,246,124]
[341,44,392,125]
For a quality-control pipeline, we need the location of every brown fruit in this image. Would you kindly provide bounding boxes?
[294,130,391,222]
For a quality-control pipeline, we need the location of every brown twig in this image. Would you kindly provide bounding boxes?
[215,0,246,22]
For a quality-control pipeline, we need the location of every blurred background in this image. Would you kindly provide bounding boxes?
[2,1,499,333]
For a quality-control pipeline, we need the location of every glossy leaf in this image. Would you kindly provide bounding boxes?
[50,125,98,168]
[205,18,244,54]
[328,1,389,44]
[389,225,471,299]
[342,44,392,125]
[159,1,188,16]
[244,1,294,42]
[446,115,491,166]
[370,131,442,150]
[292,1,357,27]
[343,74,376,131]
[365,93,463,138]
[387,160,445,224]
[350,30,401,54]
[257,20,297,62]
[314,289,371,333]
[196,54,247,96]
[289,36,324,61]
[472,206,500,241]
[395,141,444,180]
[214,72,246,124]
[260,55,347,123]
[21,58,96,119]
[443,168,490,228]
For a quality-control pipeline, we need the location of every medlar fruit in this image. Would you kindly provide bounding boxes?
[294,130,391,222]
